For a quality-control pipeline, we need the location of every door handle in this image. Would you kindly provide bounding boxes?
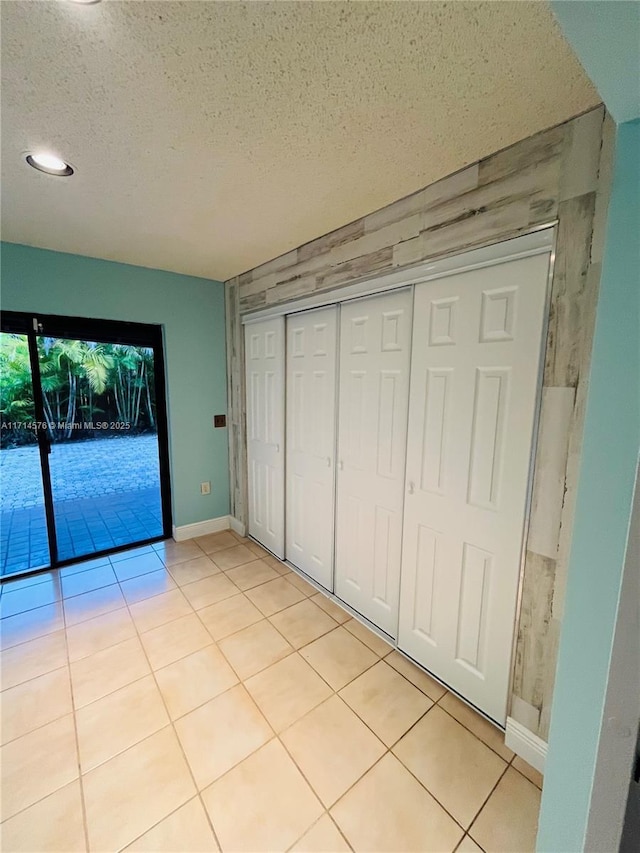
[408,481,415,495]
[275,443,280,453]
[338,460,344,471]
[327,457,332,468]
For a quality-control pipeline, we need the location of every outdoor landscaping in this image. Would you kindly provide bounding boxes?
[0,332,157,446]
[0,333,163,575]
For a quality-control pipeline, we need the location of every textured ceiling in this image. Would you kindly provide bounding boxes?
[1,1,598,282]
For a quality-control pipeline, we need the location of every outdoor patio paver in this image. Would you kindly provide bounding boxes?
[0,436,163,576]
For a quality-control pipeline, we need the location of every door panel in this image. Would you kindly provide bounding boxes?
[285,306,337,588]
[41,336,164,563]
[398,252,550,724]
[335,289,412,636]
[0,332,51,576]
[1,313,172,579]
[245,317,285,557]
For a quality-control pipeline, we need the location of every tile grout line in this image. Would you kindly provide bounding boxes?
[0,539,217,645]
[195,584,337,649]
[267,622,381,695]
[56,585,320,722]
[276,699,388,810]
[383,648,516,763]
[2,547,152,609]
[212,610,296,684]
[112,568,228,852]
[1,541,295,640]
[382,695,514,836]
[61,584,91,853]
[380,648,447,704]
[510,763,543,791]
[0,541,210,844]
[4,603,472,832]
[202,585,443,782]
[0,656,90,846]
[433,695,515,764]
[240,630,464,842]
[2,535,540,850]
[278,573,519,761]
[0,641,68,693]
[189,572,341,683]
[0,536,230,622]
[0,605,65,651]
[293,673,509,842]
[454,833,487,853]
[121,535,313,848]
[0,547,511,744]
[285,811,355,853]
[465,760,512,845]
[0,616,339,753]
[267,608,340,650]
[505,748,543,790]
[0,664,76,746]
[152,553,408,847]
[385,741,473,838]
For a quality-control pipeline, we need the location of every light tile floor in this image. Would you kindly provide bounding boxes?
[0,531,543,852]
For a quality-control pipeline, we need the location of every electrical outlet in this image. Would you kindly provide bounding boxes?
[200,481,211,496]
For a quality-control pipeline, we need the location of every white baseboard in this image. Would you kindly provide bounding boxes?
[505,717,547,774]
[172,515,230,542]
[229,516,246,537]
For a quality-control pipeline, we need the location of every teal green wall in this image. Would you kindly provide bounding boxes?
[0,242,230,528]
[536,120,640,851]
[551,1,640,123]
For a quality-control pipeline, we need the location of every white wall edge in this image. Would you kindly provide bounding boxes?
[172,515,230,541]
[506,716,548,774]
[229,516,246,537]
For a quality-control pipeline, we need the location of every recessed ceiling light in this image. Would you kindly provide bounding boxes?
[26,152,74,177]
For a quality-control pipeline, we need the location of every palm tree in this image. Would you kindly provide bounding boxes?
[2,335,157,445]
[107,344,154,428]
[77,342,113,428]
[38,338,114,439]
[0,334,36,445]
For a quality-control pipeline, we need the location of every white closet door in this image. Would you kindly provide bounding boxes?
[398,252,550,724]
[245,317,285,557]
[335,288,413,637]
[286,306,338,589]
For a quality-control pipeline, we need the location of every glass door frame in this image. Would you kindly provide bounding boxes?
[1,310,173,578]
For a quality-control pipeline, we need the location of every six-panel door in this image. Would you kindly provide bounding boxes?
[397,253,550,723]
[334,289,413,637]
[245,317,285,557]
[285,306,338,589]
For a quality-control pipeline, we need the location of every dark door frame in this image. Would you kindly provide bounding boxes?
[1,310,173,579]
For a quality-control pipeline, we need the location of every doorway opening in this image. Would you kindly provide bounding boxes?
[0,312,172,579]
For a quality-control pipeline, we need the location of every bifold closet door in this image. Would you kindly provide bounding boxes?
[285,306,338,589]
[335,288,413,636]
[398,252,550,724]
[245,317,285,557]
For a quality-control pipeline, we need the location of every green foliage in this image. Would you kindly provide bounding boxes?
[0,335,36,430]
[0,333,157,447]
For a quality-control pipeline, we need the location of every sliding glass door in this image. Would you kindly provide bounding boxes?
[0,331,51,575]
[0,313,172,578]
